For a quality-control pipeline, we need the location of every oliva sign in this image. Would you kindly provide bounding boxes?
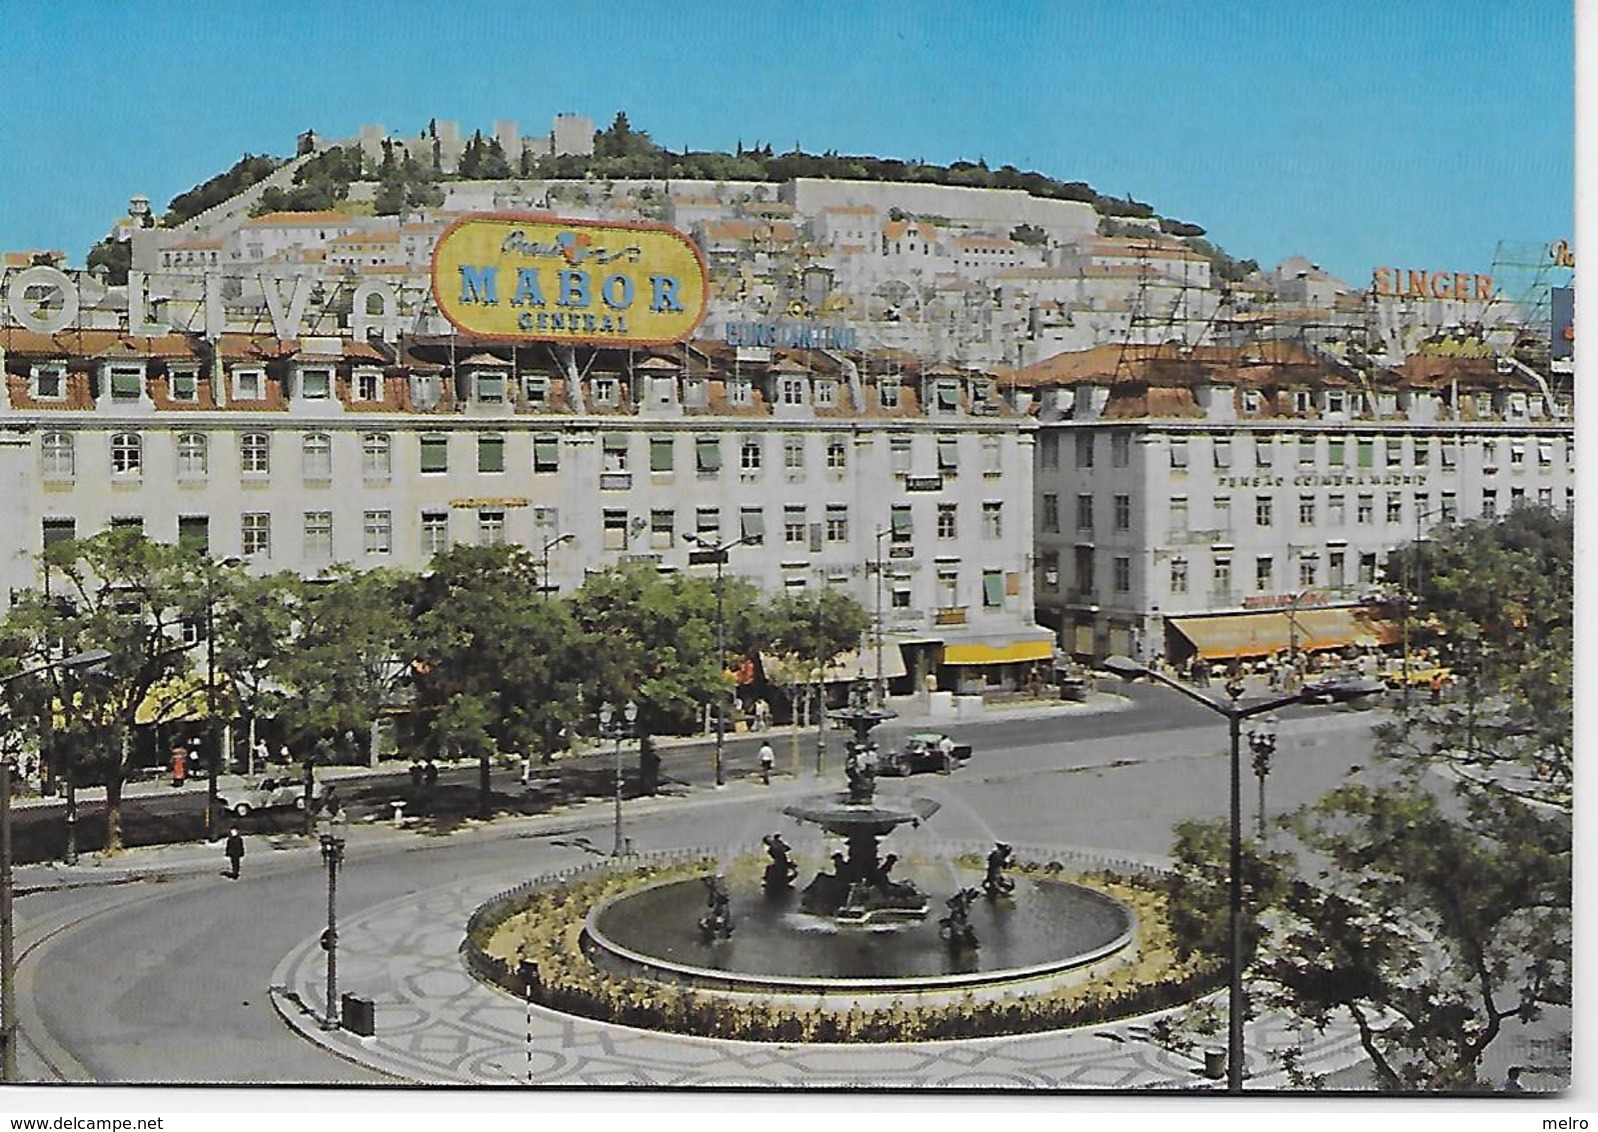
[431,215,708,345]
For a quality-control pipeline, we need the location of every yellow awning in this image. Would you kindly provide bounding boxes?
[943,639,1055,665]
[1171,607,1398,661]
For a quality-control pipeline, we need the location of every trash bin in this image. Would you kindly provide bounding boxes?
[341,992,375,1037]
[1203,1048,1226,1080]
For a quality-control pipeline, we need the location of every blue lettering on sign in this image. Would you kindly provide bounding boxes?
[459,265,499,305]
[517,310,631,334]
[649,275,682,313]
[724,320,858,350]
[602,273,634,310]
[557,270,590,308]
[512,269,547,307]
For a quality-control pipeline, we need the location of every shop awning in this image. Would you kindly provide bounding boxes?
[761,642,909,685]
[943,638,1055,665]
[1170,607,1399,661]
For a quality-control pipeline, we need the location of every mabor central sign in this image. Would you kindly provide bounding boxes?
[431,214,708,345]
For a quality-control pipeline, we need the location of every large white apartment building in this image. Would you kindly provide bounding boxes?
[1024,342,1575,664]
[0,324,1051,694]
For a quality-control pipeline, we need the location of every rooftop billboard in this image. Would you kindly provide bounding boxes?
[431,215,708,345]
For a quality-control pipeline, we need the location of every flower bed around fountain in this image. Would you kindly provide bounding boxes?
[464,850,1224,1044]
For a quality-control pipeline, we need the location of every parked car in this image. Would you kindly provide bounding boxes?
[879,732,973,776]
[214,776,324,818]
[1299,671,1387,703]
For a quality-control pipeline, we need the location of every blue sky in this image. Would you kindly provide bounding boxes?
[0,0,1575,286]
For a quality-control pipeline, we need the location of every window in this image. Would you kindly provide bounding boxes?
[1214,496,1231,532]
[241,513,271,559]
[1212,439,1232,469]
[1440,492,1458,523]
[240,432,270,475]
[826,436,848,471]
[527,435,556,474]
[939,502,960,539]
[696,507,720,540]
[176,432,208,478]
[109,364,143,401]
[1111,431,1131,467]
[1357,437,1375,470]
[651,508,675,549]
[355,369,381,402]
[602,435,630,472]
[982,501,1003,539]
[1298,555,1317,588]
[1242,389,1262,413]
[650,436,675,473]
[1254,435,1275,467]
[728,378,753,406]
[935,381,959,412]
[110,516,143,534]
[739,507,765,545]
[420,434,448,474]
[1537,438,1554,468]
[983,569,1005,608]
[478,509,506,546]
[304,511,333,560]
[890,504,912,542]
[364,510,392,554]
[1357,494,1374,524]
[1076,494,1094,531]
[232,368,264,401]
[300,367,332,400]
[169,368,198,402]
[814,380,836,407]
[111,432,142,475]
[781,377,805,406]
[1441,438,1458,468]
[1040,432,1059,469]
[177,515,209,554]
[1076,434,1095,469]
[1298,437,1317,467]
[1298,495,1316,525]
[1255,495,1273,528]
[1213,556,1232,595]
[891,575,913,609]
[1169,496,1189,533]
[1325,390,1346,415]
[889,436,912,473]
[1381,436,1400,468]
[1386,494,1403,523]
[784,435,806,477]
[1293,390,1313,413]
[981,434,1001,474]
[41,432,74,479]
[1327,494,1346,526]
[591,376,618,406]
[522,375,549,406]
[1076,546,1096,595]
[1481,489,1497,519]
[1255,555,1273,593]
[1114,494,1131,531]
[1327,437,1345,467]
[478,434,505,473]
[1538,486,1553,507]
[1510,441,1526,468]
[695,436,721,476]
[1112,557,1131,594]
[1168,437,1188,468]
[936,437,958,472]
[1359,552,1378,585]
[362,433,391,478]
[740,435,763,472]
[826,504,849,543]
[1041,494,1059,534]
[31,363,66,400]
[1510,486,1526,510]
[784,505,807,545]
[603,509,630,551]
[421,511,450,556]
[475,372,505,403]
[1040,550,1060,593]
[1169,557,1188,595]
[1414,436,1430,466]
[878,380,899,409]
[302,432,332,480]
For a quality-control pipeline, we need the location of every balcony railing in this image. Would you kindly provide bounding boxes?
[933,606,968,626]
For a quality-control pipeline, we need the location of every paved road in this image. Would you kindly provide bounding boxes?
[13,686,1388,1086]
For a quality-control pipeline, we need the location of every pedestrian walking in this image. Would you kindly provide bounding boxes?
[409,760,425,788]
[520,753,533,787]
[224,827,245,879]
[938,734,956,775]
[758,741,775,785]
[1429,674,1445,704]
[423,759,439,787]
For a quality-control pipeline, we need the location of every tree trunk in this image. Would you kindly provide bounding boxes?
[105,747,125,855]
[478,750,492,820]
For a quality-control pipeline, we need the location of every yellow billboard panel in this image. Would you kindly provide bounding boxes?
[431,214,708,345]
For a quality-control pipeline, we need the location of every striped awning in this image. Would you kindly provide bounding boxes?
[1170,607,1399,661]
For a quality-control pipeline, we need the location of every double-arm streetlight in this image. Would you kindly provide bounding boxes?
[1100,655,1379,1093]
[683,532,752,787]
[598,700,638,856]
[2,648,112,1082]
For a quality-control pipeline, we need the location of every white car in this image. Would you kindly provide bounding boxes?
[215,776,323,818]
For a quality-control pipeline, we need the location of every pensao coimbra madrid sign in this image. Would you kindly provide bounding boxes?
[0,215,710,345]
[431,214,709,344]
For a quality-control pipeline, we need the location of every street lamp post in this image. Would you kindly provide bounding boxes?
[683,533,751,788]
[1248,715,1278,839]
[1100,655,1376,1093]
[202,557,244,841]
[318,831,345,1030]
[538,532,575,600]
[599,701,637,856]
[1,649,111,1081]
[870,525,893,709]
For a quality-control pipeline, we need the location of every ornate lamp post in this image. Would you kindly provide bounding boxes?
[1247,714,1278,839]
[683,532,751,787]
[1,649,111,1081]
[1101,655,1378,1093]
[538,532,574,600]
[598,700,637,856]
[318,831,346,1030]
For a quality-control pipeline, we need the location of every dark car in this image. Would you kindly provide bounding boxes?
[879,732,974,776]
[1299,672,1387,704]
